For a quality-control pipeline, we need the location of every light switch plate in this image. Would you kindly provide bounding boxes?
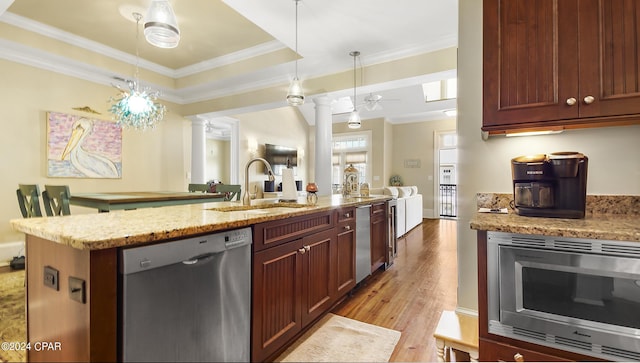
[68,276,86,304]
[43,266,59,291]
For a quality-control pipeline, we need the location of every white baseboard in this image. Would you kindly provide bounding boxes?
[0,241,24,267]
[423,208,435,219]
[455,307,479,317]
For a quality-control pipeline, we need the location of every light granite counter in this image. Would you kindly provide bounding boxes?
[10,195,389,250]
[470,193,640,242]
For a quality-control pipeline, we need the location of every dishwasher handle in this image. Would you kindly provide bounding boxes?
[182,252,217,265]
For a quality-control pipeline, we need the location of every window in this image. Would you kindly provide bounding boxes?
[332,132,372,192]
[423,77,457,102]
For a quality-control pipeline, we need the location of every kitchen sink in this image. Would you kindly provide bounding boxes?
[208,202,309,212]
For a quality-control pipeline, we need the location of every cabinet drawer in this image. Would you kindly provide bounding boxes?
[336,207,356,224]
[371,202,386,217]
[253,211,334,251]
[480,339,570,362]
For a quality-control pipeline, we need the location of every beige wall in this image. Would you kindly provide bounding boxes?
[233,107,309,197]
[332,118,387,189]
[206,138,230,183]
[1,59,190,244]
[392,119,456,216]
[456,0,640,313]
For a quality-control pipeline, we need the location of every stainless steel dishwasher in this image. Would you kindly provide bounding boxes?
[355,205,371,284]
[120,227,252,362]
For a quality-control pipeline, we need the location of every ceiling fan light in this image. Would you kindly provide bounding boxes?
[287,77,305,106]
[144,0,180,48]
[347,110,361,129]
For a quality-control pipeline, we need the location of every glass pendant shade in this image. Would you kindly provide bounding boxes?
[347,110,361,129]
[286,0,304,106]
[347,50,361,129]
[144,0,180,48]
[287,77,304,106]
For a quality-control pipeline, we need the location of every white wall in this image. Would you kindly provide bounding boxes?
[456,0,640,312]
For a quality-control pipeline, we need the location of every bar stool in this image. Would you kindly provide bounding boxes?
[42,185,72,216]
[188,183,210,193]
[215,184,241,201]
[434,310,479,362]
[16,184,43,218]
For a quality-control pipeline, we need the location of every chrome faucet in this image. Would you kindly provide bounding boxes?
[243,157,275,206]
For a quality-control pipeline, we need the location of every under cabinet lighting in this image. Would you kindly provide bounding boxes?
[505,130,563,137]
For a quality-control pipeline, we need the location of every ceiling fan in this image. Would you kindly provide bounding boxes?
[331,93,400,115]
[360,93,400,111]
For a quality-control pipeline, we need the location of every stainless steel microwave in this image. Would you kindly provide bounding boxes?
[486,231,640,361]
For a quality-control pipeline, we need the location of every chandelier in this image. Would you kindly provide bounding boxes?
[286,0,304,106]
[109,13,166,130]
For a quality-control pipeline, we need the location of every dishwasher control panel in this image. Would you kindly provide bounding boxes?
[121,227,252,275]
[224,228,252,248]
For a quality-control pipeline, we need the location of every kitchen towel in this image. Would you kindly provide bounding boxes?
[281,168,298,201]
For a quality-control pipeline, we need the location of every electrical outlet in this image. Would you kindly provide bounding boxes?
[68,276,86,304]
[43,266,59,291]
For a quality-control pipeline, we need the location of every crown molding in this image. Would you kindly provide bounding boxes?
[0,38,183,104]
[174,40,286,78]
[1,12,175,76]
[1,11,287,80]
[0,0,13,15]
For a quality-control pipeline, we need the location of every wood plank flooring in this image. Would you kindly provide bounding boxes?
[332,218,458,362]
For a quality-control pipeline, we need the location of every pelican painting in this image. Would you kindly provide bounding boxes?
[47,112,122,178]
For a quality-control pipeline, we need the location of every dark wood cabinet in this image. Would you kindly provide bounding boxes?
[301,228,336,326]
[335,207,356,297]
[480,338,570,362]
[252,208,357,362]
[483,0,640,134]
[252,239,304,362]
[370,202,387,272]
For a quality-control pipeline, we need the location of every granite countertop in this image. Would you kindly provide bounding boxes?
[10,195,389,250]
[470,193,640,242]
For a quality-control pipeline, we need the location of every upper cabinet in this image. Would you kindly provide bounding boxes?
[483,0,640,133]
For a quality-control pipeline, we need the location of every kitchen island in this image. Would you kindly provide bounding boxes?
[471,193,640,362]
[10,194,391,362]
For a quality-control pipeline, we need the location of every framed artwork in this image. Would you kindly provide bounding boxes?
[47,111,122,178]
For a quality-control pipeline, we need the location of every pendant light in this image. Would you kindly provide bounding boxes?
[109,13,166,130]
[347,51,361,129]
[286,0,304,106]
[144,0,180,49]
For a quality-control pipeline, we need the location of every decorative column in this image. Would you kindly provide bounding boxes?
[313,96,332,196]
[191,119,207,184]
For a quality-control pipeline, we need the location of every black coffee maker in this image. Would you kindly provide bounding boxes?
[511,152,588,218]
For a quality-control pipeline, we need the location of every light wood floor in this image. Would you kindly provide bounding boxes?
[332,218,458,362]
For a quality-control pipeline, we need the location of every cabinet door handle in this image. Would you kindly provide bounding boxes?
[566,97,577,106]
[514,353,525,362]
[583,95,595,104]
[344,225,351,230]
[304,245,311,252]
[345,213,351,218]
[298,247,306,254]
